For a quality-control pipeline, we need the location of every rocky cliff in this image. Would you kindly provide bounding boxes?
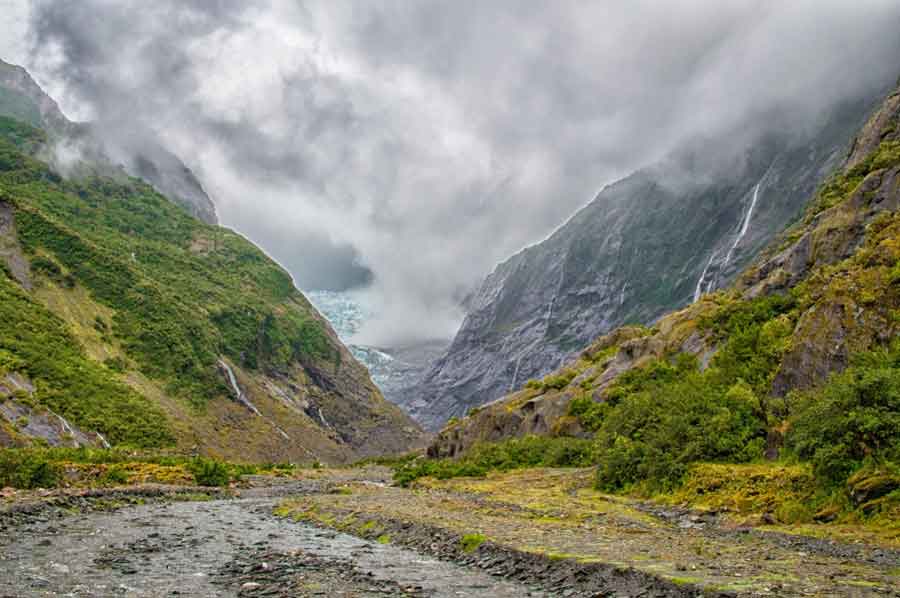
[0,111,423,462]
[429,82,900,458]
[0,59,217,225]
[409,90,885,430]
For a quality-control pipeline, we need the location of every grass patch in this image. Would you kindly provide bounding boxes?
[459,533,487,553]
[393,436,594,487]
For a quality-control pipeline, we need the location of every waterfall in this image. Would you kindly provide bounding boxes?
[316,407,332,429]
[95,431,112,449]
[692,181,764,302]
[722,182,762,270]
[54,412,79,446]
[217,359,262,416]
[693,253,717,302]
[508,356,522,392]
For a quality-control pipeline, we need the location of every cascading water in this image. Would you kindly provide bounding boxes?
[693,253,717,302]
[55,413,78,442]
[722,182,762,270]
[693,180,764,301]
[508,356,522,392]
[95,431,112,449]
[217,359,262,416]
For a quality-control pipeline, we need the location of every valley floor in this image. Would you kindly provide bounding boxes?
[282,467,900,597]
[0,467,897,597]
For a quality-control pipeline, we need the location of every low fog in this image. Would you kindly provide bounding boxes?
[4,0,900,346]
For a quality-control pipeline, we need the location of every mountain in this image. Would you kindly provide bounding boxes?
[408,89,886,430]
[429,81,900,466]
[0,59,217,224]
[0,85,423,462]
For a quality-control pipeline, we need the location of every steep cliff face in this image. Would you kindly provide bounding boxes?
[410,93,882,430]
[0,59,217,224]
[430,82,900,458]
[0,115,423,462]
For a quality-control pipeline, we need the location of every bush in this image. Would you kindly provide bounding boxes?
[567,394,608,432]
[99,466,129,486]
[0,450,62,489]
[190,458,231,487]
[788,347,900,485]
[594,362,766,493]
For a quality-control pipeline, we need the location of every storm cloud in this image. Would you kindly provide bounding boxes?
[9,0,900,345]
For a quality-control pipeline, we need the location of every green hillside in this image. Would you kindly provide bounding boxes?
[0,116,422,461]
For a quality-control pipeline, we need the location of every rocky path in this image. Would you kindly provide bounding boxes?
[0,479,544,597]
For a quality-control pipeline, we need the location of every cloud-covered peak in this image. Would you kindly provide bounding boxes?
[14,0,900,345]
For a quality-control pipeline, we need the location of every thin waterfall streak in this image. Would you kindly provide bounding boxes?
[693,252,716,302]
[218,359,262,416]
[509,356,522,393]
[722,181,762,269]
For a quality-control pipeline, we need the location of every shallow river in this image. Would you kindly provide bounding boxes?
[0,497,544,597]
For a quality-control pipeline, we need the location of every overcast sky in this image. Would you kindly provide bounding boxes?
[3,1,900,346]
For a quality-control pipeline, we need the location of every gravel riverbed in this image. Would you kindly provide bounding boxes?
[0,481,544,597]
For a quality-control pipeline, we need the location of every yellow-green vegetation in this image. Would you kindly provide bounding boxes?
[0,268,174,447]
[668,462,900,547]
[0,447,297,489]
[459,533,487,552]
[393,436,593,487]
[669,463,816,518]
[805,140,900,220]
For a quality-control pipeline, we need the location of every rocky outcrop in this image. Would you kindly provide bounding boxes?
[0,59,218,224]
[0,372,106,448]
[0,201,31,290]
[410,91,883,431]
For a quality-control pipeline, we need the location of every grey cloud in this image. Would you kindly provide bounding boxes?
[18,0,900,345]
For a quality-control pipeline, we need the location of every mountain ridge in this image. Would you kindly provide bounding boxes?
[428,81,900,465]
[0,58,218,225]
[406,87,886,430]
[0,76,424,462]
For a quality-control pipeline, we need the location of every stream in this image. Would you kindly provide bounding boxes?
[0,492,543,597]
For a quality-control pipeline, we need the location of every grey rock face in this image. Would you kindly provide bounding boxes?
[0,201,32,290]
[409,96,882,431]
[0,59,218,224]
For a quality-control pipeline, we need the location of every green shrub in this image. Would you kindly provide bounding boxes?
[0,124,338,415]
[0,450,62,489]
[100,466,129,486]
[0,271,174,447]
[103,356,128,373]
[538,369,578,391]
[190,458,231,487]
[567,394,609,432]
[787,346,900,485]
[594,360,766,493]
